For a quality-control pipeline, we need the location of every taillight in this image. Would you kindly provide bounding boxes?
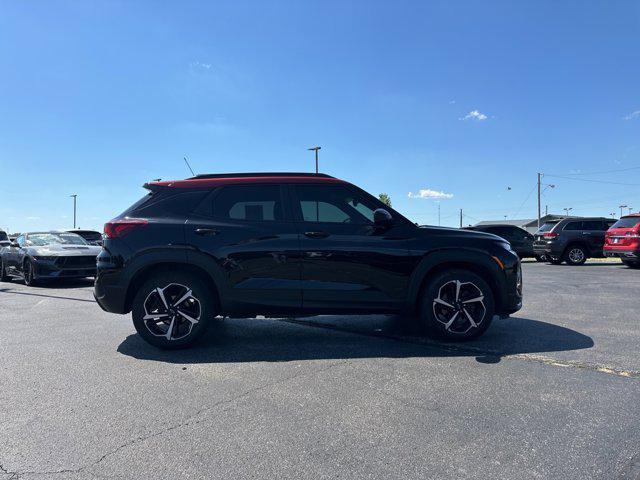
[543,232,558,238]
[104,218,148,238]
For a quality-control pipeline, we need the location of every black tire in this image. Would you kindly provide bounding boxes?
[0,258,10,282]
[131,271,215,349]
[534,255,546,262]
[564,245,587,266]
[622,260,640,269]
[418,269,495,341]
[548,259,563,265]
[23,259,38,286]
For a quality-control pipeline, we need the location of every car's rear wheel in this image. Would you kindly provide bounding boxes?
[564,246,587,266]
[131,271,215,349]
[418,269,494,341]
[23,259,38,286]
[622,260,640,269]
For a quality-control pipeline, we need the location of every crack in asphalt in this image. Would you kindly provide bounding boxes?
[279,318,640,379]
[0,359,351,478]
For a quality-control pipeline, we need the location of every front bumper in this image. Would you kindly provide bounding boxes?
[32,257,97,279]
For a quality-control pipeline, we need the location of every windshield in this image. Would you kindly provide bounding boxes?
[536,221,559,234]
[26,232,88,246]
[610,217,640,229]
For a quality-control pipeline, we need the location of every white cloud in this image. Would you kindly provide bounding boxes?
[460,110,488,121]
[190,61,212,70]
[25,216,41,221]
[624,110,640,120]
[408,189,454,200]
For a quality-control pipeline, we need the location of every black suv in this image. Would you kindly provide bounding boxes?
[95,173,522,348]
[467,225,535,259]
[533,217,616,265]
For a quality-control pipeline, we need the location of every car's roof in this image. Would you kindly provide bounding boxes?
[67,229,101,234]
[471,224,524,229]
[145,172,347,189]
[557,217,611,221]
[621,213,640,218]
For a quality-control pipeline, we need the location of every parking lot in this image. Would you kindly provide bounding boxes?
[1,262,639,480]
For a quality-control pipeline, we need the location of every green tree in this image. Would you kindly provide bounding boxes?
[378,193,392,207]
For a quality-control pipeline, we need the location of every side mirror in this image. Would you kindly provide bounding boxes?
[10,241,20,249]
[373,208,394,228]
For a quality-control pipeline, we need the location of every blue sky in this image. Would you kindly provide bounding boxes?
[1,0,639,233]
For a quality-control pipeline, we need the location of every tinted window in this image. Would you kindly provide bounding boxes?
[212,185,283,222]
[537,221,558,233]
[611,217,640,229]
[135,191,208,218]
[27,233,87,246]
[582,220,604,230]
[0,231,7,242]
[563,221,583,231]
[295,185,376,224]
[16,235,25,246]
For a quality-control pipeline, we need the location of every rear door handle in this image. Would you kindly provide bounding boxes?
[304,231,330,239]
[195,228,219,236]
[582,232,591,235]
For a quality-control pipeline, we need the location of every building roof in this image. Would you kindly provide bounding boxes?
[146,172,345,189]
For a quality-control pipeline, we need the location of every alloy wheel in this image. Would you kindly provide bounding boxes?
[568,248,585,264]
[142,283,201,341]
[432,280,486,334]
[24,261,33,285]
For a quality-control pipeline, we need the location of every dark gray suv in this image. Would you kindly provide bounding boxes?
[533,217,616,265]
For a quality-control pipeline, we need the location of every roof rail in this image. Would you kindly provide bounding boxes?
[188,172,334,180]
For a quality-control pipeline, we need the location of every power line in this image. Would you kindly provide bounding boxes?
[512,183,537,220]
[546,165,640,176]
[543,174,640,187]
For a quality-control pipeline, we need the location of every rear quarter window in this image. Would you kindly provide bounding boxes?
[133,190,209,218]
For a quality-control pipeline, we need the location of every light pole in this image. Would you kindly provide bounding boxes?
[70,194,77,229]
[563,207,573,216]
[308,147,321,174]
[619,205,628,218]
[629,207,633,215]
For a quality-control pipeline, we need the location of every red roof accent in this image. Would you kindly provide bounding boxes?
[148,175,347,189]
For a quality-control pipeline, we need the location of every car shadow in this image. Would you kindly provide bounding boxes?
[117,315,594,365]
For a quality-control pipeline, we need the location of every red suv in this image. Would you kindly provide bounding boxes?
[604,214,640,268]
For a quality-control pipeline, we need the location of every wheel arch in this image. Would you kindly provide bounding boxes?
[406,250,504,315]
[124,259,223,314]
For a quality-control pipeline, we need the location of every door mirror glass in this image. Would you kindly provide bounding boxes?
[373,208,393,227]
[10,241,20,248]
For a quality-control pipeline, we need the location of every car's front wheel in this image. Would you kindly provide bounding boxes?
[0,258,10,282]
[23,259,38,286]
[131,271,215,349]
[418,269,494,341]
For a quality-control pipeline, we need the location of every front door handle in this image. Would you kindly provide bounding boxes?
[304,231,330,239]
[195,228,219,236]
[582,232,591,235]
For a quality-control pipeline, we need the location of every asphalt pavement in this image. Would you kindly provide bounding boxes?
[1,262,639,480]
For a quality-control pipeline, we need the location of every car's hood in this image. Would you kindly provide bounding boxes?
[26,244,102,256]
[418,225,504,242]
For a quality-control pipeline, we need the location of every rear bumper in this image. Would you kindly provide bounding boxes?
[533,243,563,258]
[603,248,640,259]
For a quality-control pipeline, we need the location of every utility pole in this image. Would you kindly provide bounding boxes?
[459,209,463,228]
[537,173,542,229]
[70,194,77,229]
[308,147,321,174]
[629,207,633,215]
[545,205,548,216]
[438,203,441,226]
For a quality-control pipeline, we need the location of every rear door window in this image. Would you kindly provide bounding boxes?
[563,221,583,231]
[135,190,209,218]
[210,185,285,222]
[582,220,604,230]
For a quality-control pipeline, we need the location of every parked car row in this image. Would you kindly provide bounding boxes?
[476,215,640,268]
[0,230,103,285]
